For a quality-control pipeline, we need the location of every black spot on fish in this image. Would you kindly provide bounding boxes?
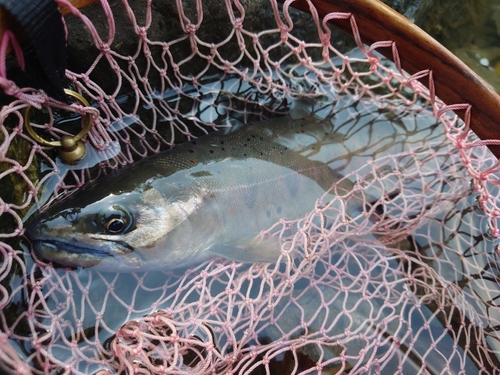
[266,210,271,218]
[209,149,214,153]
[221,148,225,151]
[191,171,212,177]
[189,149,194,153]
[220,140,224,145]
[191,141,197,145]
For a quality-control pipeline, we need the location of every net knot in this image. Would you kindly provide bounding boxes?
[136,26,148,38]
[321,33,331,46]
[31,281,42,293]
[280,25,289,42]
[292,42,305,55]
[233,17,243,30]
[100,43,111,53]
[12,165,22,174]
[367,55,380,67]
[169,332,179,343]
[185,23,198,36]
[81,74,91,84]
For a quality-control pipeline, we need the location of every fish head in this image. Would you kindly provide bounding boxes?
[26,179,214,272]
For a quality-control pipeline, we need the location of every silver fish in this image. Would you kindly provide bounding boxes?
[26,115,356,272]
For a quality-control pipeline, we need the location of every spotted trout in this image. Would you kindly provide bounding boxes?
[26,115,357,272]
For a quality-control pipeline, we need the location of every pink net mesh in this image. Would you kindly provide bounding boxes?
[1,0,500,374]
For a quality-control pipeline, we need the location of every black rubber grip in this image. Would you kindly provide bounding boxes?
[0,0,67,101]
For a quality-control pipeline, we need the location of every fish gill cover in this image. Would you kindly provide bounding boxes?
[0,0,500,374]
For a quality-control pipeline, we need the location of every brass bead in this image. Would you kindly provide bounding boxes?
[57,135,86,165]
[23,89,93,165]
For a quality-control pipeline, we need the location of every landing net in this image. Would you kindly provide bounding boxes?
[1,0,500,374]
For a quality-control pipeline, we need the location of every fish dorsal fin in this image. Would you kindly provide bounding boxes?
[210,236,282,263]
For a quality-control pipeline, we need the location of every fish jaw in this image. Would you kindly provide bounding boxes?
[30,237,135,269]
[27,216,145,270]
[29,236,214,272]
[29,235,211,272]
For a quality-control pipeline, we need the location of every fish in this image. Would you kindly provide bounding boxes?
[26,115,358,272]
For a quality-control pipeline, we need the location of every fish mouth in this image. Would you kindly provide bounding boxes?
[32,237,135,257]
[32,238,113,258]
[30,237,137,270]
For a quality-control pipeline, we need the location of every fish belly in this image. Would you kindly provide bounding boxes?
[190,157,332,252]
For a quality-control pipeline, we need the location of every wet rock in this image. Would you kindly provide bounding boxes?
[412,0,493,49]
[62,0,449,95]
[454,47,500,93]
[0,0,487,97]
[0,115,41,232]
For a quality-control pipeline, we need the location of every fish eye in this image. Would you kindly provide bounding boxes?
[98,205,133,235]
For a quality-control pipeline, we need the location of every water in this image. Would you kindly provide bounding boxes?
[4,53,500,373]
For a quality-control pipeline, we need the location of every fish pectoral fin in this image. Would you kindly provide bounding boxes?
[211,236,282,263]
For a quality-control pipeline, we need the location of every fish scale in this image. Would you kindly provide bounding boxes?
[26,115,356,272]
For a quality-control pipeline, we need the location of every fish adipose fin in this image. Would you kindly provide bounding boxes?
[211,236,282,263]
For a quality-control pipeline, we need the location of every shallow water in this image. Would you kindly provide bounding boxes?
[4,55,500,373]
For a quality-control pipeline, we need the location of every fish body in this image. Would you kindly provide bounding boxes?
[26,116,353,272]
